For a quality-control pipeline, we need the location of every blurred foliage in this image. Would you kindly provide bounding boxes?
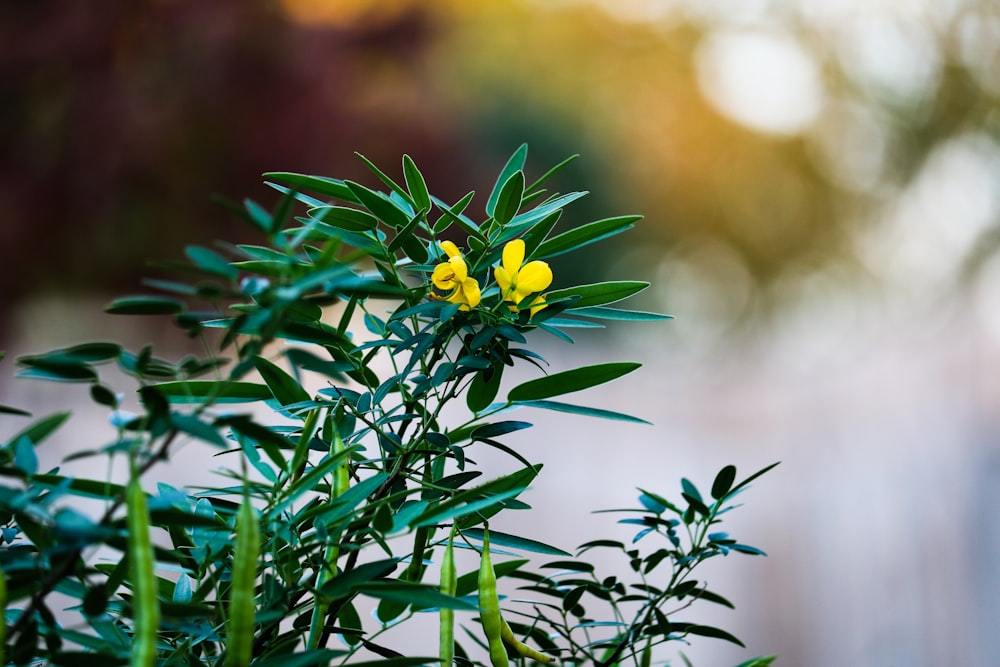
[3,0,999,333]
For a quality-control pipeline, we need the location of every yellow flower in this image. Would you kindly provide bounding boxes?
[494,239,552,315]
[431,241,481,310]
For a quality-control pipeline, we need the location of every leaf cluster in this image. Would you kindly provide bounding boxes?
[0,147,773,667]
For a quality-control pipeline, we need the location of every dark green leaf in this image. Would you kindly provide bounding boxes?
[492,170,524,225]
[356,152,416,209]
[402,154,431,212]
[536,215,641,258]
[466,365,503,413]
[254,356,312,408]
[569,306,672,321]
[152,381,273,403]
[671,622,745,647]
[356,582,477,610]
[711,465,737,500]
[464,528,570,556]
[9,412,71,446]
[487,144,528,217]
[105,296,185,315]
[546,281,649,309]
[346,180,410,228]
[508,362,641,402]
[171,413,227,448]
[185,245,237,278]
[318,558,400,599]
[471,421,532,440]
[515,400,650,424]
[313,206,379,231]
[730,461,781,496]
[263,172,360,203]
[733,657,777,667]
[523,154,578,197]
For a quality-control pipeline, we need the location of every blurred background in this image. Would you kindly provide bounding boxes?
[2,0,1000,664]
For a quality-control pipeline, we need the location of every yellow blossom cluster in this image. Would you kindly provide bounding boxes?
[430,239,552,315]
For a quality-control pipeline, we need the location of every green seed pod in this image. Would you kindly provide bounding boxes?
[500,617,555,664]
[478,528,509,667]
[440,525,457,667]
[226,497,260,667]
[307,426,349,650]
[126,471,159,667]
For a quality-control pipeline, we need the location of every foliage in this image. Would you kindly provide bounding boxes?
[0,147,775,666]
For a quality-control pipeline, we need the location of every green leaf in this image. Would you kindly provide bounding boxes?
[500,192,588,239]
[431,192,481,239]
[412,487,528,528]
[733,657,777,667]
[313,206,379,231]
[671,622,745,648]
[254,356,312,408]
[318,558,400,599]
[402,154,431,212]
[9,412,71,446]
[515,400,650,424]
[356,152,416,209]
[13,437,38,475]
[711,465,737,500]
[492,170,524,225]
[171,413,227,448]
[355,581,477,610]
[105,296,185,315]
[345,180,410,228]
[536,215,641,258]
[508,362,641,402]
[524,153,578,197]
[729,461,781,496]
[152,381,273,403]
[185,245,237,278]
[487,143,528,217]
[546,281,649,309]
[467,364,503,413]
[16,360,96,383]
[263,172,360,203]
[455,559,529,598]
[569,306,672,321]
[32,474,125,500]
[464,528,570,556]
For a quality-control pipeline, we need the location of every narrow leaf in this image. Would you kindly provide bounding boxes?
[508,362,641,402]
[487,144,528,217]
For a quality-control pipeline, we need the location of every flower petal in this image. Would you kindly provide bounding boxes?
[514,260,553,294]
[494,266,513,294]
[461,277,481,308]
[528,294,547,316]
[449,255,468,282]
[432,262,457,289]
[502,239,525,275]
[440,240,461,258]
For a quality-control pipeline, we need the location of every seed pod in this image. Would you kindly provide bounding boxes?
[226,497,260,667]
[640,639,652,667]
[478,527,509,667]
[307,427,349,650]
[126,471,159,667]
[500,617,555,664]
[440,525,457,667]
